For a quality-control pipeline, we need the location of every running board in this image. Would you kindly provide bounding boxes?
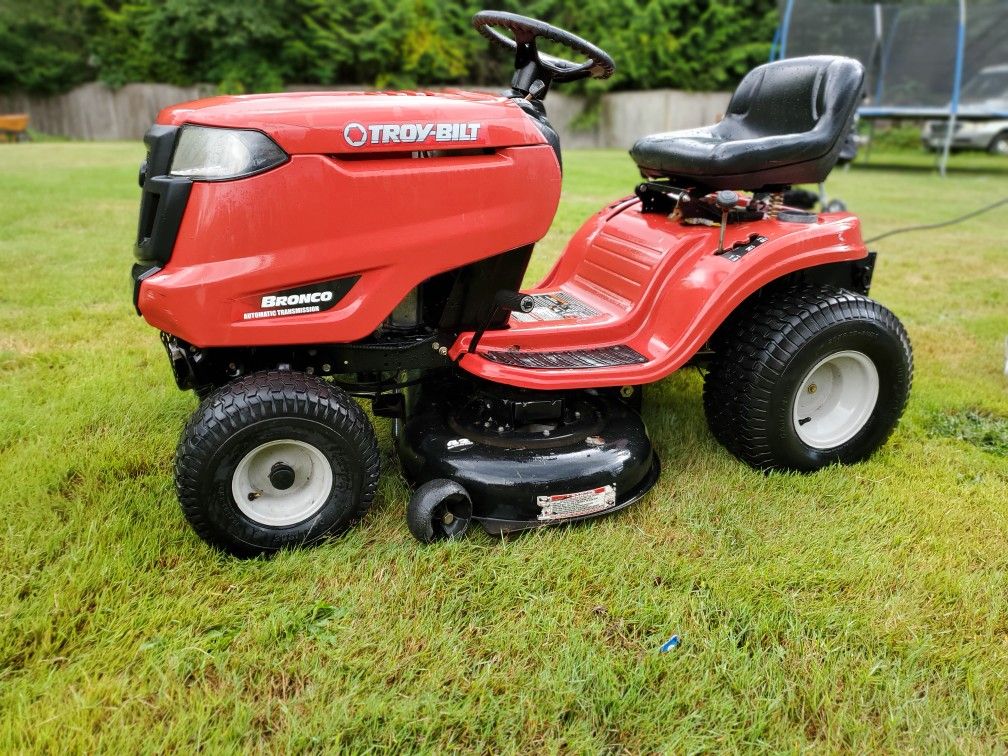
[480,344,647,369]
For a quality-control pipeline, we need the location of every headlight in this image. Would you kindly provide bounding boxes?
[169,126,287,181]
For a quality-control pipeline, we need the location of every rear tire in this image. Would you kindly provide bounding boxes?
[175,370,380,556]
[703,285,912,471]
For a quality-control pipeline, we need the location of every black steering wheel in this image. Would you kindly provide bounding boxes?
[472,10,615,86]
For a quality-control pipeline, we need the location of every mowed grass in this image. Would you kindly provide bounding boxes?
[1,141,1007,752]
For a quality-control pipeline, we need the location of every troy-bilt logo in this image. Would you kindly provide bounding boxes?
[343,121,481,147]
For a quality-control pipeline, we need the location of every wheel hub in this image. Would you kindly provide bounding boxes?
[232,439,334,526]
[269,462,296,490]
[792,350,880,450]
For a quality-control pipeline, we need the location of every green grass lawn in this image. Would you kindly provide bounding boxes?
[1,142,1007,752]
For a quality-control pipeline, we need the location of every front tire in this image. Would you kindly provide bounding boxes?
[704,285,912,472]
[175,370,380,556]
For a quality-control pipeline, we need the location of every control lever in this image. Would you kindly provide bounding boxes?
[466,290,535,355]
[714,190,738,253]
[494,290,535,313]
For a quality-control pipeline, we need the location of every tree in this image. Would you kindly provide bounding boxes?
[0,0,777,96]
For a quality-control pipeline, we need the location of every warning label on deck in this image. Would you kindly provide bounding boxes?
[537,485,616,521]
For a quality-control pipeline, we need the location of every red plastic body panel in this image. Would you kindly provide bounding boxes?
[138,145,562,346]
[138,88,868,390]
[157,90,547,155]
[449,202,869,389]
[139,90,562,346]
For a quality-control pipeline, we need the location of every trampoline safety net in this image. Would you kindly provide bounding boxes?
[776,1,1008,118]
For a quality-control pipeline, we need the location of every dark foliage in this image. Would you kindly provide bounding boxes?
[0,0,777,95]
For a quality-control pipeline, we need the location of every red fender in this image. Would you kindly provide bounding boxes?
[450,200,868,389]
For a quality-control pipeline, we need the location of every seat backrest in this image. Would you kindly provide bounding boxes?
[721,56,864,143]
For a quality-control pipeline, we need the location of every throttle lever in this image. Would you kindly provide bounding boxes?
[495,290,535,313]
[466,290,536,356]
[714,190,739,253]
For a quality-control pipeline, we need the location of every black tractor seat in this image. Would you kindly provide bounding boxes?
[630,56,865,191]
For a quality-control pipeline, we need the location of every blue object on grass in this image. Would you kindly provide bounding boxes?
[659,635,681,653]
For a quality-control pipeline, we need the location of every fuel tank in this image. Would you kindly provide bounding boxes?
[135,91,562,347]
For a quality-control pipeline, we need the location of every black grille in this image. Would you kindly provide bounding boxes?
[135,125,191,267]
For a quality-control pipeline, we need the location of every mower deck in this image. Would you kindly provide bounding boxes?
[395,381,660,533]
[475,454,661,535]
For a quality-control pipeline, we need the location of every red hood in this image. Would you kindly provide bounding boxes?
[157,90,548,155]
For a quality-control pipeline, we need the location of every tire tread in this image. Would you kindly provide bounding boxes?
[174,370,380,556]
[703,284,913,471]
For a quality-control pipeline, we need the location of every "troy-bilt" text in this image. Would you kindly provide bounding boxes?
[343,121,481,147]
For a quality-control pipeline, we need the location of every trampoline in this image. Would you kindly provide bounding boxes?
[773,0,1008,174]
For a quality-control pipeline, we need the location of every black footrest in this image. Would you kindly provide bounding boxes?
[482,344,647,369]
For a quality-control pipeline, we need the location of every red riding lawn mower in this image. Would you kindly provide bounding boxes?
[131,11,912,556]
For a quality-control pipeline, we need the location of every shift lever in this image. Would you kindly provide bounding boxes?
[714,190,738,253]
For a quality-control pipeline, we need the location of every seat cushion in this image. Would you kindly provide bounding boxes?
[630,56,865,190]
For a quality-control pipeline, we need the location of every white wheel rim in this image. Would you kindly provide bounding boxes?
[231,439,333,526]
[792,350,880,450]
[994,138,1008,156]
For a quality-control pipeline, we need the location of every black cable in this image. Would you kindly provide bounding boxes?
[864,196,1008,244]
